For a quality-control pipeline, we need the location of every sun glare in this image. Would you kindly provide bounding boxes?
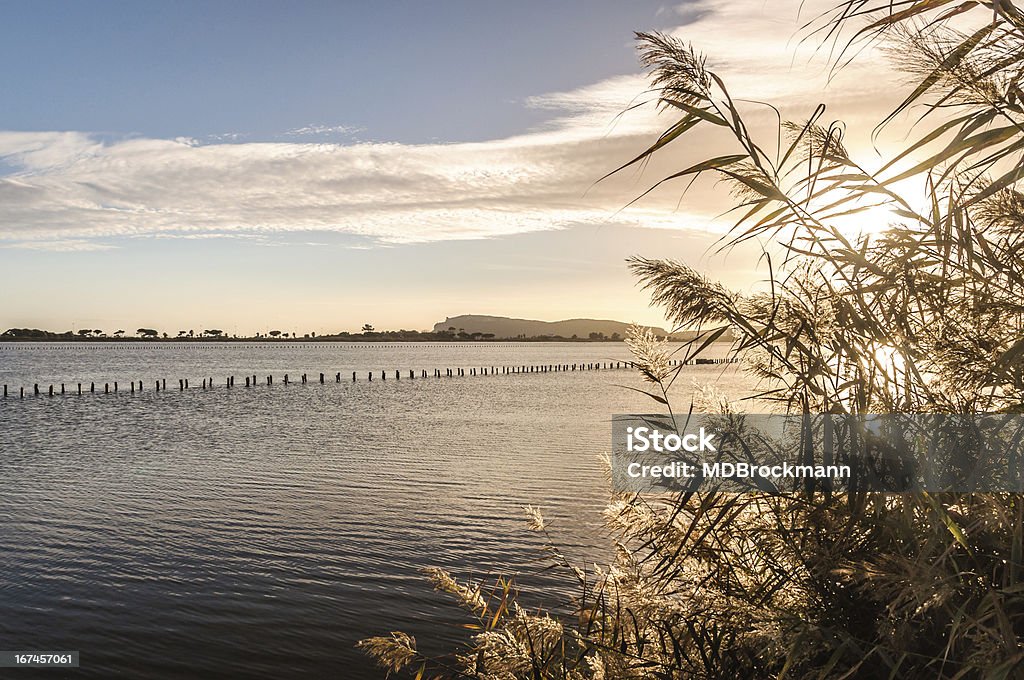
[870,343,908,384]
[822,176,929,240]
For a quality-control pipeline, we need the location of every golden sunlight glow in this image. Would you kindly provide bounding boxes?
[822,176,930,240]
[871,343,907,384]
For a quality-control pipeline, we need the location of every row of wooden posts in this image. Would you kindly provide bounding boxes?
[0,343,578,350]
[2,357,738,399]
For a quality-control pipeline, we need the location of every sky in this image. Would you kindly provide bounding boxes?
[0,0,911,335]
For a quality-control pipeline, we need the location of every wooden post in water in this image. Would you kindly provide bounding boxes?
[185,379,189,389]
[3,385,7,398]
[284,374,289,385]
[91,382,96,393]
[78,383,82,395]
[105,383,109,394]
[336,372,340,383]
[395,370,400,380]
[131,382,134,394]
[180,379,184,391]
[49,385,53,397]
[34,384,39,396]
[114,381,118,393]
[20,387,24,399]
[368,372,372,381]
[61,383,65,394]
[245,376,250,387]
[352,372,356,382]
[162,379,166,391]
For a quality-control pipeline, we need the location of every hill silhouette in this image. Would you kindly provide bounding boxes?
[432,315,671,339]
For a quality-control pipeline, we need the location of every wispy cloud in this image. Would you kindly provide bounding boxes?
[284,124,364,138]
[1,238,117,252]
[0,1,901,251]
[205,131,247,142]
[147,232,268,241]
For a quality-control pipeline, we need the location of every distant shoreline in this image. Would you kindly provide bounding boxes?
[4,317,721,344]
[0,336,642,343]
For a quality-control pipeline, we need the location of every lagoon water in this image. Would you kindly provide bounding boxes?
[0,342,747,679]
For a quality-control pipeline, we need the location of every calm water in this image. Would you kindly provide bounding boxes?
[0,342,747,679]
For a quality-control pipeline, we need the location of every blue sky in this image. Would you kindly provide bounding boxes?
[0,1,900,334]
[1,1,680,143]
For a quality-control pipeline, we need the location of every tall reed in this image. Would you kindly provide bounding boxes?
[361,2,1024,677]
